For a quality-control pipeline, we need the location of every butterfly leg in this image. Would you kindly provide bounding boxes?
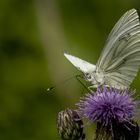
[75,75,94,93]
[87,85,99,93]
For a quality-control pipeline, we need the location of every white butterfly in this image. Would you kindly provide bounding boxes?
[64,9,140,89]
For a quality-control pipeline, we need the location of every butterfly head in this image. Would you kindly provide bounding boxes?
[84,71,105,88]
[84,72,93,82]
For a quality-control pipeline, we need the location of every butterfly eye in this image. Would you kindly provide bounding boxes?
[85,73,91,79]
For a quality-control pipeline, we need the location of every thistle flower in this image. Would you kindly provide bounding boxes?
[57,109,85,140]
[76,86,139,139]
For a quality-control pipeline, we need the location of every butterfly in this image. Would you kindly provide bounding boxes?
[64,9,140,89]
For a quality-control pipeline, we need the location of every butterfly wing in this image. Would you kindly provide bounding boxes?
[64,53,96,73]
[96,9,140,89]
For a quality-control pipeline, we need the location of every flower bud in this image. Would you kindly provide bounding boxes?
[57,109,84,140]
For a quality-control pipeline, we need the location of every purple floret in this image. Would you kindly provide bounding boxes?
[77,86,138,127]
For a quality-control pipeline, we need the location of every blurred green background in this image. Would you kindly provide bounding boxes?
[0,0,140,139]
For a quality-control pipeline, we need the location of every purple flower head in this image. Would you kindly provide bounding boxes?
[77,86,139,127]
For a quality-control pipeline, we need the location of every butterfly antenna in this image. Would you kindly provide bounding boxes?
[47,86,55,91]
[47,75,78,92]
[47,74,93,93]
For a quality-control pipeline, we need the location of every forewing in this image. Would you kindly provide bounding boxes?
[64,53,96,73]
[96,9,140,88]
